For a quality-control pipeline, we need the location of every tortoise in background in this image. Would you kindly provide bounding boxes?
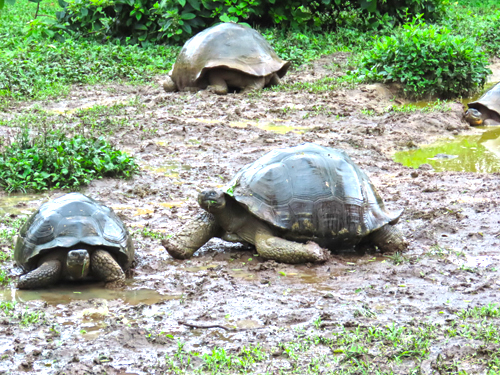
[163,22,290,95]
[465,82,500,126]
[15,193,134,289]
[162,143,407,264]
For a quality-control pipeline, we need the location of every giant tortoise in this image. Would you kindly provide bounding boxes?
[465,82,500,126]
[15,193,134,289]
[163,22,290,95]
[162,143,407,264]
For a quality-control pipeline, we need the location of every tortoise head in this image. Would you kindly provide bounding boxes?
[66,249,90,280]
[198,189,226,213]
[465,108,484,126]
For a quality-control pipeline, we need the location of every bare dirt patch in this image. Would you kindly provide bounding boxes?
[1,55,499,374]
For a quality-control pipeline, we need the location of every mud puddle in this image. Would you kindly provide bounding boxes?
[393,126,500,172]
[0,284,178,305]
[0,193,48,216]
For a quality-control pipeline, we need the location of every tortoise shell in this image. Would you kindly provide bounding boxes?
[225,143,402,248]
[14,193,134,272]
[467,82,500,121]
[170,22,290,91]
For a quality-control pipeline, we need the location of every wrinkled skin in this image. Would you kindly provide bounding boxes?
[163,68,282,95]
[465,107,500,126]
[162,189,406,264]
[17,248,126,289]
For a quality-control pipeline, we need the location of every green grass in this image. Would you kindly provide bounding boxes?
[0,1,177,100]
[158,302,500,374]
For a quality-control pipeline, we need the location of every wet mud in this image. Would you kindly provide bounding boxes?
[1,54,500,374]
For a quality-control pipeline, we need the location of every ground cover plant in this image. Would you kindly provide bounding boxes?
[0,1,177,99]
[0,128,138,192]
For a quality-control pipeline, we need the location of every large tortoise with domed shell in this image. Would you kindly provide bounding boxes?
[163,22,290,95]
[162,143,407,263]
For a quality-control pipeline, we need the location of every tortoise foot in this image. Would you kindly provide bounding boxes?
[18,260,62,289]
[370,224,408,253]
[91,250,125,285]
[256,231,330,264]
[162,76,177,92]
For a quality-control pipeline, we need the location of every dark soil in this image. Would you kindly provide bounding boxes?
[1,53,499,374]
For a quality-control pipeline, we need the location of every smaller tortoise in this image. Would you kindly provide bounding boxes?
[15,193,134,289]
[465,82,500,126]
[162,143,407,264]
[163,22,290,95]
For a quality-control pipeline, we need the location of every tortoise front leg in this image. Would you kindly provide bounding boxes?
[367,224,407,253]
[162,212,222,259]
[254,229,329,264]
[207,71,229,95]
[18,260,62,289]
[91,249,125,288]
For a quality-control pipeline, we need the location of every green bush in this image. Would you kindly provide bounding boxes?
[0,129,138,192]
[353,17,491,99]
[55,0,447,45]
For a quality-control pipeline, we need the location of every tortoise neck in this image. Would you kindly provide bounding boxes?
[210,197,270,244]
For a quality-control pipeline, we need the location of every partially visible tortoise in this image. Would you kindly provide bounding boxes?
[465,82,500,126]
[15,193,134,289]
[162,143,407,264]
[163,22,290,95]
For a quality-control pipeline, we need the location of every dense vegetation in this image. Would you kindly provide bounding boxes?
[0,128,138,192]
[54,0,446,45]
[0,0,499,99]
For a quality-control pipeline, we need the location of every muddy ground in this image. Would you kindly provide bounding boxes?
[0,54,500,374]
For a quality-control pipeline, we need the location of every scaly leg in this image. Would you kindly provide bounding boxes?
[162,212,222,259]
[254,229,329,264]
[241,77,266,93]
[267,73,281,87]
[91,250,125,288]
[368,224,407,253]
[18,260,62,289]
[207,71,229,95]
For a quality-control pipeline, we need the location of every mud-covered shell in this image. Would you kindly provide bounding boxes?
[468,82,500,120]
[225,143,402,247]
[14,193,134,272]
[170,22,290,91]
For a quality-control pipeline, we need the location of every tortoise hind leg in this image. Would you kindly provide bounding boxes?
[18,260,62,289]
[368,224,408,253]
[254,229,329,264]
[91,250,125,289]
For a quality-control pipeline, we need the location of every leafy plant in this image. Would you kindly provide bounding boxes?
[54,0,448,45]
[353,16,491,98]
[0,128,138,192]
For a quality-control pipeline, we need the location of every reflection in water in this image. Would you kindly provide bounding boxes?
[394,126,500,172]
[0,283,178,305]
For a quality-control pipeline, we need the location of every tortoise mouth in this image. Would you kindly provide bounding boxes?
[66,249,90,280]
[198,190,226,212]
[465,108,483,126]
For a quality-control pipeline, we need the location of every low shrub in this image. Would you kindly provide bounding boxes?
[54,0,447,45]
[0,129,138,192]
[353,17,491,99]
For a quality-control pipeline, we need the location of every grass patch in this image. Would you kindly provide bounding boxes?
[0,1,177,100]
[0,128,138,192]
